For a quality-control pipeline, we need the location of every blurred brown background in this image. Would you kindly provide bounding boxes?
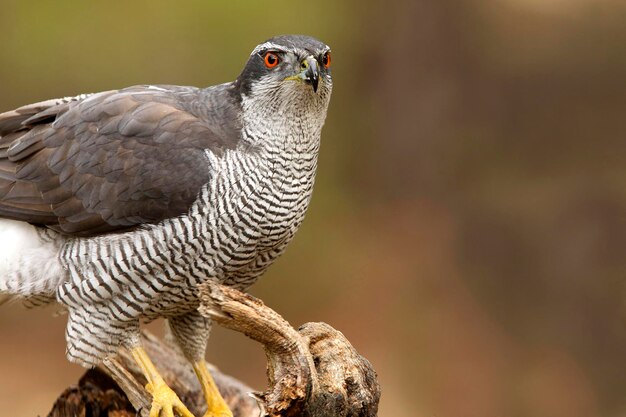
[1,1,625,416]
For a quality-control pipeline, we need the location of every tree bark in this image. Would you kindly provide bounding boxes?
[47,281,380,417]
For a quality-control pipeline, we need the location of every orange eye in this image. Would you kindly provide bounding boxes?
[264,52,280,68]
[322,52,331,68]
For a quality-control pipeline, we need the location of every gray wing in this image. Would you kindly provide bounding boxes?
[0,84,242,236]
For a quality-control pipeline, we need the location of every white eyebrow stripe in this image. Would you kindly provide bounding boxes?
[250,42,286,56]
[249,42,331,58]
[146,85,169,91]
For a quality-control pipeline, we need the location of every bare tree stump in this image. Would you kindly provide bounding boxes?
[48,331,259,417]
[198,281,380,417]
[47,281,380,417]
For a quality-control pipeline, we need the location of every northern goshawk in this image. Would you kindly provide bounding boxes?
[0,35,332,417]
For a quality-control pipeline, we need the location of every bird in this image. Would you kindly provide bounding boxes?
[0,34,332,417]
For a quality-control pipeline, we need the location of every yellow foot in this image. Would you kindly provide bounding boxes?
[193,361,233,417]
[202,406,233,417]
[145,380,195,417]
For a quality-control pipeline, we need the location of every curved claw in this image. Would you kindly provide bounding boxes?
[131,346,196,417]
[146,380,195,417]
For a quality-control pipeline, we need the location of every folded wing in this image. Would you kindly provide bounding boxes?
[0,85,241,236]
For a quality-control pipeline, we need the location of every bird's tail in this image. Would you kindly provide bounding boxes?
[0,219,64,307]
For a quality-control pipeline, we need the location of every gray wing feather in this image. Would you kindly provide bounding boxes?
[0,84,242,236]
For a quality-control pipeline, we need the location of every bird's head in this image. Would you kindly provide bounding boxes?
[235,35,332,114]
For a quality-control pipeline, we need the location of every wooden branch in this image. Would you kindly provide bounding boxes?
[48,331,260,417]
[47,281,380,417]
[198,281,380,417]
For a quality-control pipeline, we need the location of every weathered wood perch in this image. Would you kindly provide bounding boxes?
[48,281,380,417]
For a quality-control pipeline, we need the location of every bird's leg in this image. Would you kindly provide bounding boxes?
[131,346,195,417]
[165,312,232,417]
[192,360,233,417]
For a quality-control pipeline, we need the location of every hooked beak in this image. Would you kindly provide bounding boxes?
[285,56,320,92]
[302,56,320,92]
